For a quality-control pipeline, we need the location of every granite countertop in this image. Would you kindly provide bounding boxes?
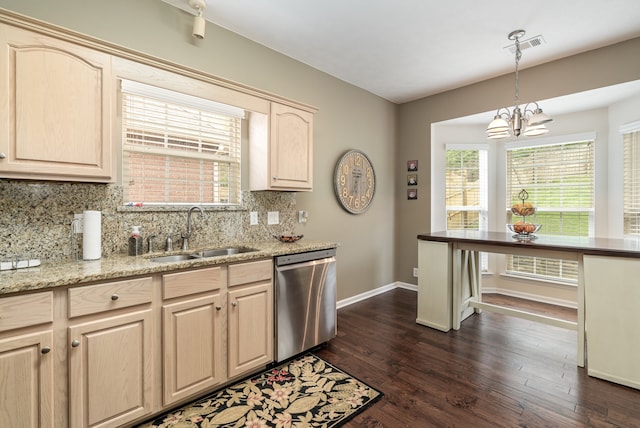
[0,240,338,295]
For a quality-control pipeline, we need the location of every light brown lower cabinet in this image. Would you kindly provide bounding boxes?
[0,259,274,427]
[68,309,154,428]
[0,291,55,427]
[0,330,55,427]
[227,260,274,378]
[161,266,227,406]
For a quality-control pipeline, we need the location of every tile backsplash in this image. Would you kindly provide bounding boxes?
[0,180,296,262]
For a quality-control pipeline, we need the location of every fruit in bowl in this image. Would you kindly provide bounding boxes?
[511,202,535,217]
[508,222,541,235]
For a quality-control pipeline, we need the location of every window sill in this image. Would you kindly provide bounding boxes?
[117,204,245,213]
[500,272,577,288]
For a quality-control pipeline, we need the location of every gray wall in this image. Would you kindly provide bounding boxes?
[0,0,397,300]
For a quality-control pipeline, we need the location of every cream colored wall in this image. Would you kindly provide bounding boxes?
[396,37,640,285]
[0,0,397,300]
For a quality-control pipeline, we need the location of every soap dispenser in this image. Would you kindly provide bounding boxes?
[128,226,143,256]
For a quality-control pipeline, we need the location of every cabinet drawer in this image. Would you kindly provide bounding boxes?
[68,277,152,318]
[0,292,53,332]
[163,266,226,300]
[229,259,273,287]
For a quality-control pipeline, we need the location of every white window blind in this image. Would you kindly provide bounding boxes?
[506,139,594,282]
[121,80,244,206]
[623,128,640,235]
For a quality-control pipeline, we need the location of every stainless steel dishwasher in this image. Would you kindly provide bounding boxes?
[275,248,337,362]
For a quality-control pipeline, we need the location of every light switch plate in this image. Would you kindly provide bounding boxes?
[298,210,308,223]
[267,211,279,225]
[250,211,258,225]
[73,213,84,234]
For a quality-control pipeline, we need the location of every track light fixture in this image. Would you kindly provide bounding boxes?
[486,30,553,139]
[189,0,207,40]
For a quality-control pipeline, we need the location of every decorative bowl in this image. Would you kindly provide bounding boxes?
[511,206,536,217]
[507,223,541,240]
[274,234,303,243]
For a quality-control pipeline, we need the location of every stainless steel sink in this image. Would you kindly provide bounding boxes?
[190,247,257,258]
[149,247,257,262]
[149,254,195,263]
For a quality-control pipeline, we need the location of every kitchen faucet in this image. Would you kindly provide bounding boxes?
[181,206,205,251]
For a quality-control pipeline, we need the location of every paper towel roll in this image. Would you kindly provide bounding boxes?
[83,210,102,260]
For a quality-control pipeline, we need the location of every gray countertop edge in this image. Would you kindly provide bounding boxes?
[0,241,339,295]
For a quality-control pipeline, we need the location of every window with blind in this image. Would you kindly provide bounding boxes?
[446,147,488,269]
[445,147,488,230]
[623,127,640,235]
[505,138,595,282]
[121,80,244,206]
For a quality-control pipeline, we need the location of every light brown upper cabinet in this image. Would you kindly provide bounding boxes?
[250,102,314,191]
[0,25,113,182]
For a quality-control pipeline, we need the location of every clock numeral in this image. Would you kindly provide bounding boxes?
[342,187,348,198]
[340,174,346,186]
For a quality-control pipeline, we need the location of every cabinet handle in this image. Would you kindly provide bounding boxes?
[0,152,5,159]
[215,305,222,311]
[272,176,278,180]
[232,301,237,307]
[71,340,80,348]
[111,294,119,301]
[41,346,51,354]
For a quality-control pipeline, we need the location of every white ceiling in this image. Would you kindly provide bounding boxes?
[161,0,640,104]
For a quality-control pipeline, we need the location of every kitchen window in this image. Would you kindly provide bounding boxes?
[121,80,245,206]
[623,124,640,235]
[505,136,595,282]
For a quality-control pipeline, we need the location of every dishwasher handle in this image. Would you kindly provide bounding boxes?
[275,248,336,266]
[275,256,335,273]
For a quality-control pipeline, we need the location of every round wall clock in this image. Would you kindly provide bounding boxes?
[333,149,376,214]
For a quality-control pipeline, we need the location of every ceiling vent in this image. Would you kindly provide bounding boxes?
[503,35,546,54]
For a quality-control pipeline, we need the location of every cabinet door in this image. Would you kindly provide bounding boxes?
[269,103,313,190]
[162,293,224,406]
[584,255,640,390]
[0,330,54,428]
[68,309,153,428]
[228,282,273,378]
[0,25,112,181]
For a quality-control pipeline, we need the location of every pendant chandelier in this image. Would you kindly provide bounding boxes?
[486,30,553,139]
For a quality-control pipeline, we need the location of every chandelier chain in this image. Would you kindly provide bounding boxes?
[514,36,521,106]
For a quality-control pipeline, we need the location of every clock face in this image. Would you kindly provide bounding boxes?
[334,150,376,214]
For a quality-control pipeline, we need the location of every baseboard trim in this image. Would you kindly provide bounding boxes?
[337,283,574,311]
[337,282,417,309]
[481,287,577,309]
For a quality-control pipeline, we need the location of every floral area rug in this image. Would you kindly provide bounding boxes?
[136,354,383,428]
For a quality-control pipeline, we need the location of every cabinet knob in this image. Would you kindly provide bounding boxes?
[41,346,51,354]
[232,301,237,307]
[71,339,80,348]
[0,152,5,159]
[111,294,119,301]
[272,176,278,180]
[215,305,222,311]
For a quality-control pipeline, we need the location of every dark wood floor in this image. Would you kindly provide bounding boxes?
[315,288,640,428]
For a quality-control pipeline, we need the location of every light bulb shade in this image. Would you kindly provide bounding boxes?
[487,130,510,139]
[193,14,205,39]
[528,108,553,126]
[486,116,509,133]
[523,124,549,137]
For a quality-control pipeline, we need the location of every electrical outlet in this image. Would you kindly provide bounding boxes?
[298,210,308,223]
[267,211,279,225]
[413,267,419,278]
[73,213,84,234]
[250,211,258,225]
